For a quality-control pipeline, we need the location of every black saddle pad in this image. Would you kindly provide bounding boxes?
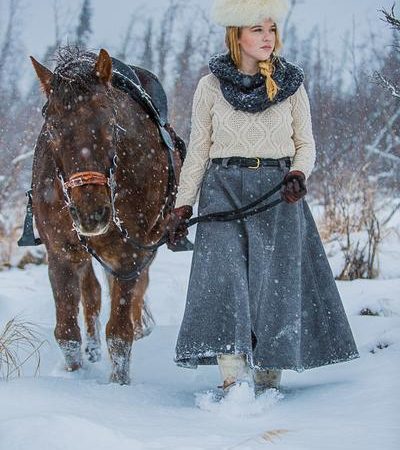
[111,57,168,125]
[130,65,168,125]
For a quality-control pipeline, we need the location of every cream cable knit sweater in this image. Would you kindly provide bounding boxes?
[174,73,316,208]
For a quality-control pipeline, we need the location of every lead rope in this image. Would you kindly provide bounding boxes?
[187,180,284,226]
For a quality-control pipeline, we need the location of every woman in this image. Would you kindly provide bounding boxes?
[167,0,359,396]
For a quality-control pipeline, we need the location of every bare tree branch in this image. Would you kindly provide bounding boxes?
[365,108,400,163]
[380,4,400,29]
[372,71,400,98]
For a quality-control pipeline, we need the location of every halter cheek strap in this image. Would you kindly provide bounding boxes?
[64,171,108,189]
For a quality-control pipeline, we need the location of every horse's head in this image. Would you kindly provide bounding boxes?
[31,48,118,236]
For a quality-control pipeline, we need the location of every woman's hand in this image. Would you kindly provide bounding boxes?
[281,170,307,203]
[165,205,193,247]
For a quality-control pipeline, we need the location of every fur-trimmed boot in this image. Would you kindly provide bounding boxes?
[217,354,252,394]
[253,368,282,395]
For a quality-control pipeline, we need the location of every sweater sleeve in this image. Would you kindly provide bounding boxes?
[289,83,316,179]
[174,77,213,208]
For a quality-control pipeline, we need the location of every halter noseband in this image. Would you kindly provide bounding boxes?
[63,171,109,190]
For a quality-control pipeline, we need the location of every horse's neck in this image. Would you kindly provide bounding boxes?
[115,107,161,175]
[113,114,169,237]
[115,111,165,186]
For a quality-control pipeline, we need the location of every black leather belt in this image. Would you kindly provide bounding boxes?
[211,156,291,169]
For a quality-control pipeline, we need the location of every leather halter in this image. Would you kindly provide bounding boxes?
[64,171,108,190]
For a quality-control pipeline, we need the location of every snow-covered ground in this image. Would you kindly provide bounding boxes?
[0,221,399,450]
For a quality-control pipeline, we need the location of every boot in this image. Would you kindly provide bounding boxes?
[253,368,282,395]
[217,354,252,394]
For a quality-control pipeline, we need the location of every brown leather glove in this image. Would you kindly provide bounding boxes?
[165,205,193,247]
[281,170,307,203]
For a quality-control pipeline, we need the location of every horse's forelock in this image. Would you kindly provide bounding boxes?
[51,46,104,107]
[54,45,96,74]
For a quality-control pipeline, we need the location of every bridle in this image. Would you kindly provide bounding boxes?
[56,158,171,246]
[63,171,108,190]
[51,115,173,282]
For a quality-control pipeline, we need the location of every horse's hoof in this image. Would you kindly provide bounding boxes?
[109,371,131,385]
[65,361,83,372]
[106,337,131,385]
[85,345,101,363]
[59,340,82,372]
[85,322,101,362]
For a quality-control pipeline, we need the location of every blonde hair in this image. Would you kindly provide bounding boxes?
[225,24,283,101]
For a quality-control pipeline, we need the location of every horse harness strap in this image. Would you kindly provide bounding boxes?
[77,234,157,282]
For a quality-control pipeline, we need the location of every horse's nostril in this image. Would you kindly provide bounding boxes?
[93,206,111,222]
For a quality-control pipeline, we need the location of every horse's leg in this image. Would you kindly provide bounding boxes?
[105,268,154,384]
[48,254,85,371]
[131,267,154,340]
[106,277,137,384]
[81,262,102,363]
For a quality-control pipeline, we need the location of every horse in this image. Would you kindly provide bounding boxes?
[29,47,183,384]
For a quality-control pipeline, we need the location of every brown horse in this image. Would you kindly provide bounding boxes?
[30,47,182,384]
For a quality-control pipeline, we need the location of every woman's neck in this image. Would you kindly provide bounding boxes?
[238,54,259,75]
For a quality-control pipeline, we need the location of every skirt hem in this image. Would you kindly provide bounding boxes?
[174,350,360,373]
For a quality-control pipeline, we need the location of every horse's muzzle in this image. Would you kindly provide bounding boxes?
[69,204,112,236]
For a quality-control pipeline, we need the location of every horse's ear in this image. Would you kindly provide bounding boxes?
[30,56,53,97]
[95,49,112,86]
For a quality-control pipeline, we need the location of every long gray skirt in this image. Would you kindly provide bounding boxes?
[174,159,360,372]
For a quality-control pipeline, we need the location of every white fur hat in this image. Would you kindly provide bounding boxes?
[211,0,289,27]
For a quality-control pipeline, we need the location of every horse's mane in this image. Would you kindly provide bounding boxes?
[51,46,102,107]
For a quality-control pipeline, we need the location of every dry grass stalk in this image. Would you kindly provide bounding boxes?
[262,429,291,442]
[228,428,292,448]
[0,317,45,380]
[316,164,396,280]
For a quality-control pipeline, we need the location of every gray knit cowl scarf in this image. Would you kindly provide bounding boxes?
[208,53,305,113]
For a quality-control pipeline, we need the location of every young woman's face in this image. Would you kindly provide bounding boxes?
[238,18,277,62]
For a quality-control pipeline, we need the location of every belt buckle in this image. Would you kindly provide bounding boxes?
[248,157,260,169]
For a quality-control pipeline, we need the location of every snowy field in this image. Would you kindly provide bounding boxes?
[0,222,399,450]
